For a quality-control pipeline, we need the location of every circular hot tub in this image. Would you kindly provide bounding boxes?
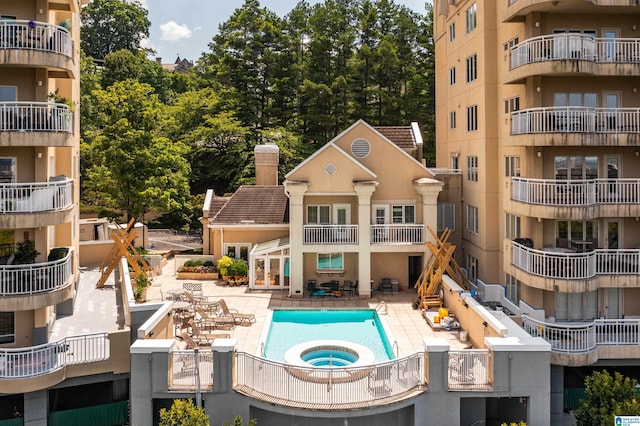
[284,340,376,368]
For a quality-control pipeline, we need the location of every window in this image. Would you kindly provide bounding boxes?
[467,156,478,182]
[466,205,478,234]
[503,36,519,51]
[555,290,598,321]
[317,253,343,270]
[307,205,330,224]
[505,274,521,304]
[450,111,456,129]
[466,3,477,34]
[223,243,251,262]
[505,214,521,239]
[449,67,456,85]
[450,154,459,171]
[0,312,15,344]
[449,23,456,41]
[505,156,520,177]
[0,158,16,183]
[466,105,478,131]
[437,203,456,232]
[504,96,520,113]
[466,254,478,283]
[392,205,415,224]
[466,54,477,82]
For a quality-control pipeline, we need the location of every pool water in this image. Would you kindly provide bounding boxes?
[264,310,395,363]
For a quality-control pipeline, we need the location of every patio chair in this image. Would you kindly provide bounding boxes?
[182,291,219,314]
[306,280,326,297]
[194,306,235,331]
[188,319,230,345]
[218,299,256,325]
[380,278,394,295]
[183,282,203,299]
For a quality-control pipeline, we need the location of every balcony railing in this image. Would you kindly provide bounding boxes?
[0,20,71,57]
[512,241,640,280]
[235,351,424,408]
[0,179,73,213]
[512,177,640,206]
[512,107,640,135]
[523,316,640,355]
[448,350,492,390]
[0,102,72,133]
[0,249,73,296]
[371,224,424,245]
[169,350,214,390]
[0,332,109,379]
[510,34,640,69]
[303,225,358,245]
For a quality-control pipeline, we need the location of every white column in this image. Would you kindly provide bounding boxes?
[354,182,377,298]
[284,181,308,298]
[414,178,444,270]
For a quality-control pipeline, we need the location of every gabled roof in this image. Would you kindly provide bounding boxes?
[373,126,416,149]
[207,196,231,219]
[208,185,289,225]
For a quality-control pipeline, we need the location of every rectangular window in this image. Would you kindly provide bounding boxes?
[466,54,477,82]
[466,254,478,283]
[505,156,520,177]
[466,3,477,34]
[392,205,415,224]
[505,213,521,239]
[449,23,456,41]
[307,205,330,224]
[450,111,456,129]
[0,158,16,183]
[504,96,520,114]
[503,36,519,51]
[466,205,478,234]
[223,243,251,262]
[467,156,478,182]
[449,67,456,85]
[466,105,478,131]
[317,253,343,270]
[437,203,456,232]
[0,312,15,344]
[505,273,521,304]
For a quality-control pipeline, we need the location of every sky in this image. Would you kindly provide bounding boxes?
[133,0,430,64]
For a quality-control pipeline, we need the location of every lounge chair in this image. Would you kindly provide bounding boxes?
[188,319,230,345]
[194,306,235,331]
[218,299,256,325]
[182,291,219,314]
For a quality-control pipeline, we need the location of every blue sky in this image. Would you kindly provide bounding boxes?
[135,0,430,63]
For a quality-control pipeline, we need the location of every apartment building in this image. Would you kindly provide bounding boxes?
[434,0,640,419]
[0,1,130,424]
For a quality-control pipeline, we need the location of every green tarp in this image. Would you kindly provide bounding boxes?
[48,401,128,426]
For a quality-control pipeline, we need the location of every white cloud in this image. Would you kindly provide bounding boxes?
[159,21,193,41]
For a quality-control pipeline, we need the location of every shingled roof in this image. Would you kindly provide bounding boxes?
[208,185,289,225]
[374,126,416,149]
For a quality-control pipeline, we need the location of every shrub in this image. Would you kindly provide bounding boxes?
[228,259,249,277]
[159,399,209,426]
[217,255,233,276]
[178,258,216,273]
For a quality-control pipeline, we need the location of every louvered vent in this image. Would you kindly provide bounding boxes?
[351,138,370,158]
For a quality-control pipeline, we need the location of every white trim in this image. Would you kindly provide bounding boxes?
[411,122,423,146]
[207,224,289,230]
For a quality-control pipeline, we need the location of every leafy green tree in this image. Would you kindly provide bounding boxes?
[84,80,190,222]
[159,399,209,426]
[574,370,640,425]
[81,0,151,59]
[222,415,257,426]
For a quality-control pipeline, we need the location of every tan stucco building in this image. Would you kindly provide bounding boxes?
[434,0,640,417]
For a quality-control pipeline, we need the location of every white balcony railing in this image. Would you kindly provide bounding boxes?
[512,177,640,207]
[448,350,491,390]
[511,107,640,135]
[303,225,358,245]
[511,241,640,280]
[0,249,73,296]
[235,351,424,408]
[510,34,640,69]
[0,179,73,213]
[0,332,109,379]
[371,224,424,245]
[169,350,214,390]
[0,102,73,133]
[0,20,72,57]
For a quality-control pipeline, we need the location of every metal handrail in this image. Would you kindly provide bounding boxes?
[0,19,71,56]
[0,101,72,133]
[0,248,73,296]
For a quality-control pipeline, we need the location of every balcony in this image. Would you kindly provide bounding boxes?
[509,241,640,291]
[522,316,640,366]
[0,102,73,147]
[371,224,424,245]
[510,177,640,219]
[502,0,636,23]
[0,20,74,77]
[510,107,640,146]
[303,225,358,245]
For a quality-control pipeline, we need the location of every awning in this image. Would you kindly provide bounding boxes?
[250,237,290,257]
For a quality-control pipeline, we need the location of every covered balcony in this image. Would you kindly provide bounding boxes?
[370,224,424,245]
[0,20,74,77]
[502,0,635,23]
[0,102,73,147]
[303,225,358,245]
[0,179,73,213]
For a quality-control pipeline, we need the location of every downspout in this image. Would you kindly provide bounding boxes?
[284,188,292,298]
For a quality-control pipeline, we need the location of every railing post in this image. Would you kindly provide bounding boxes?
[212,339,236,393]
[423,337,449,392]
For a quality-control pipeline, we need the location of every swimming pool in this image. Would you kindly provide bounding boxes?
[262,309,395,364]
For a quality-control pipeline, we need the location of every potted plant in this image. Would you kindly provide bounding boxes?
[217,255,233,280]
[133,271,150,303]
[14,239,39,264]
[228,258,249,280]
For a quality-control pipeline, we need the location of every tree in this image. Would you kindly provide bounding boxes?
[81,0,150,60]
[159,399,209,426]
[222,416,257,426]
[574,370,640,425]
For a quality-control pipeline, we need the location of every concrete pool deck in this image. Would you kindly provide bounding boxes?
[145,256,472,357]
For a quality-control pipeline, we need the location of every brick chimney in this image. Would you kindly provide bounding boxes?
[254,143,279,186]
